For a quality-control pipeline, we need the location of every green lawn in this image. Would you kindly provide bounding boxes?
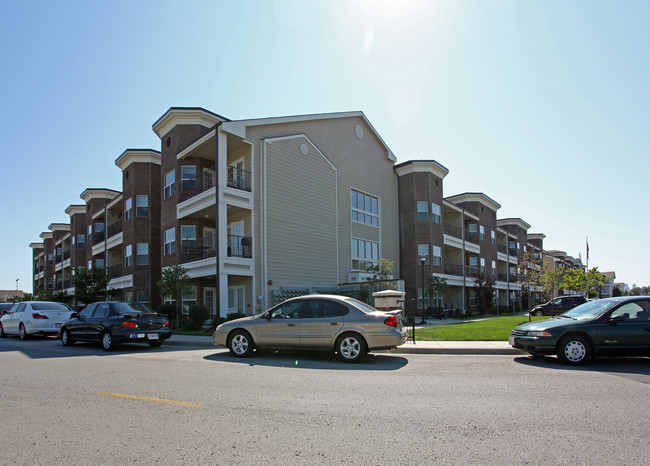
[414,315,550,341]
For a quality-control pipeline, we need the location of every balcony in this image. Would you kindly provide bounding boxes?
[228,234,252,258]
[497,244,507,254]
[227,165,251,192]
[180,236,217,264]
[466,266,478,276]
[465,231,479,245]
[63,279,71,289]
[179,168,216,202]
[498,272,508,282]
[107,220,123,239]
[63,250,70,261]
[108,264,122,279]
[55,254,62,264]
[443,223,462,239]
[444,262,463,276]
[94,230,105,243]
[508,248,518,257]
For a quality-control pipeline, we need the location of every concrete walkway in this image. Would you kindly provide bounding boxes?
[166,333,524,355]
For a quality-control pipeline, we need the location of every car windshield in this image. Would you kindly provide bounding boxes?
[562,299,617,320]
[31,302,71,311]
[114,302,155,315]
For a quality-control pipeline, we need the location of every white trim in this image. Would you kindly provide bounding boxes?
[152,109,226,138]
[65,205,86,216]
[115,150,161,170]
[80,189,121,203]
[394,160,449,179]
[445,193,501,212]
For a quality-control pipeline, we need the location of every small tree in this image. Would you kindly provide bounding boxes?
[73,267,113,305]
[541,268,565,300]
[586,267,609,298]
[613,285,622,297]
[515,251,543,313]
[473,269,496,315]
[426,276,449,309]
[157,264,192,328]
[364,258,396,292]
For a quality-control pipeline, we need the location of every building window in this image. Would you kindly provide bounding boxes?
[351,189,379,227]
[432,245,442,266]
[77,235,85,250]
[124,244,133,267]
[492,260,497,275]
[417,244,429,265]
[164,228,175,256]
[431,203,441,224]
[124,291,133,302]
[164,170,176,199]
[181,166,197,194]
[136,243,148,265]
[88,260,92,269]
[491,230,496,245]
[87,224,92,241]
[480,257,486,272]
[417,288,426,309]
[416,201,428,221]
[181,225,197,248]
[96,259,105,268]
[182,286,197,314]
[124,197,132,220]
[136,291,149,304]
[48,254,53,264]
[47,278,53,289]
[136,195,148,217]
[480,225,485,241]
[351,238,379,271]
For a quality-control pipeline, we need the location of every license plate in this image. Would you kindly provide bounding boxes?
[147,333,159,340]
[508,335,515,346]
[131,333,145,339]
[55,323,61,328]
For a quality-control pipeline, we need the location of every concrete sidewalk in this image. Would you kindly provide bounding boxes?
[165,334,523,355]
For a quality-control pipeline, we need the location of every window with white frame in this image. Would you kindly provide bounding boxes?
[136,243,148,265]
[431,203,441,224]
[181,166,197,193]
[480,257,486,272]
[492,260,497,275]
[124,244,133,267]
[491,230,496,244]
[124,197,132,220]
[480,225,485,240]
[432,245,442,266]
[164,170,176,199]
[136,195,148,217]
[417,244,429,265]
[351,189,379,227]
[87,224,92,241]
[182,286,197,314]
[164,228,175,256]
[124,291,133,302]
[77,234,85,250]
[351,238,379,271]
[96,258,104,268]
[416,201,428,221]
[136,291,149,303]
[181,225,196,247]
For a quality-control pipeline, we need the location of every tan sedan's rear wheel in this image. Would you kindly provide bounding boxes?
[336,333,367,363]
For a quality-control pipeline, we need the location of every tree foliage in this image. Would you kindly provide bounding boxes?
[559,267,608,297]
[157,264,193,323]
[73,267,113,305]
[425,276,449,308]
[365,258,396,291]
[515,251,543,309]
[473,269,496,315]
[541,268,565,300]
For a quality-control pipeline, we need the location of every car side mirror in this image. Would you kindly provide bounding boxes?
[609,315,625,323]
[70,312,78,319]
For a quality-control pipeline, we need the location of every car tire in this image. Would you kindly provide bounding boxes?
[148,340,163,348]
[0,323,6,338]
[19,323,29,340]
[533,310,544,316]
[228,330,254,357]
[557,334,590,365]
[336,333,367,363]
[61,328,74,346]
[101,332,115,351]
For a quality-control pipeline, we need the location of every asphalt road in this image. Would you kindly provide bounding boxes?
[1,335,649,465]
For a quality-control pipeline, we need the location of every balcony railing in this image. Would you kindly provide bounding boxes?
[107,220,123,239]
[180,236,217,264]
[179,167,217,202]
[465,231,479,245]
[227,165,251,192]
[508,248,518,257]
[55,254,62,264]
[497,244,507,254]
[466,266,478,276]
[63,279,71,289]
[63,250,70,261]
[444,262,463,276]
[498,272,508,282]
[108,264,122,279]
[443,223,463,239]
[94,230,105,243]
[228,234,252,258]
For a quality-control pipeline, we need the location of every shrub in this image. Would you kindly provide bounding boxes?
[158,304,177,321]
[187,304,210,330]
[209,316,227,331]
[226,312,247,322]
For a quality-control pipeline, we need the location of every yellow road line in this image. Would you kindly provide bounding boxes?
[97,392,202,407]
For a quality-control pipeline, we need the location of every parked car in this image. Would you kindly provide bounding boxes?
[213,294,407,362]
[0,301,74,339]
[0,303,15,315]
[60,301,171,351]
[529,295,587,316]
[510,296,650,365]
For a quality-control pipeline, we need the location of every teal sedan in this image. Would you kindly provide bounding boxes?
[510,297,650,365]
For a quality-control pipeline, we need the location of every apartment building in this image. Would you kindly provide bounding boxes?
[153,108,400,316]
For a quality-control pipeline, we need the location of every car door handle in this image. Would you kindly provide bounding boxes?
[330,322,340,326]
[287,323,296,327]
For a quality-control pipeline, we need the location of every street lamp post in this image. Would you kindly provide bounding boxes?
[15,278,19,303]
[419,255,427,325]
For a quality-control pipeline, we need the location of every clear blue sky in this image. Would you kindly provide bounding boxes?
[1,0,648,293]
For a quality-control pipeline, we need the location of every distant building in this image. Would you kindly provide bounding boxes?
[600,271,616,298]
[0,290,24,302]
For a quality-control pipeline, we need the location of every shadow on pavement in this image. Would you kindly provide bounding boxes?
[514,354,650,377]
[0,335,208,360]
[203,349,408,370]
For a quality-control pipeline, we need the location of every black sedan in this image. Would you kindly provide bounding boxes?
[60,301,172,351]
[510,296,650,365]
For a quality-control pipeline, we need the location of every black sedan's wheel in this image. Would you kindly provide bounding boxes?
[61,328,74,346]
[101,332,115,351]
[336,333,367,363]
[533,310,544,316]
[19,323,29,340]
[228,330,254,357]
[557,334,590,365]
[148,340,163,348]
[0,323,6,338]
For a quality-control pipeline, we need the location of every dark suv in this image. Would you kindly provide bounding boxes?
[530,296,587,316]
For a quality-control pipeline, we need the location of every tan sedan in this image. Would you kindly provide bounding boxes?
[213,294,407,362]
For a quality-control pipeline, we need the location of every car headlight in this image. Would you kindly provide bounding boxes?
[216,324,223,332]
[527,331,551,337]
